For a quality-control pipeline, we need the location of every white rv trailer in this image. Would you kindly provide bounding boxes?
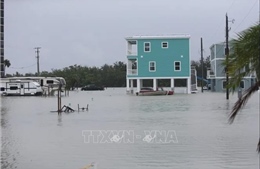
[0,79,43,96]
[5,77,66,95]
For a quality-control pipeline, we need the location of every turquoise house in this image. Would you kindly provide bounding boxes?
[207,42,256,92]
[125,35,192,94]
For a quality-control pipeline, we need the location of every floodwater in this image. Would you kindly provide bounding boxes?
[1,88,259,169]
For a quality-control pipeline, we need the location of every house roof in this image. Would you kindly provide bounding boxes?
[125,34,190,40]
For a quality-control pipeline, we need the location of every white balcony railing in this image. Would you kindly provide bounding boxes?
[207,69,215,79]
[127,69,137,75]
[127,50,137,56]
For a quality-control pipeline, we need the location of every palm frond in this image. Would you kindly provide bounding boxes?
[225,23,260,153]
[257,138,260,153]
[222,24,260,95]
[229,81,260,123]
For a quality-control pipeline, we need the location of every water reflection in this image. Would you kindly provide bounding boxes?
[1,98,18,169]
[57,114,62,127]
[1,89,259,169]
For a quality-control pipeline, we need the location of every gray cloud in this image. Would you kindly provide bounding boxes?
[5,0,259,74]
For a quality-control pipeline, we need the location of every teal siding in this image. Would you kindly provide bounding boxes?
[210,46,215,60]
[212,78,254,92]
[216,60,225,77]
[216,44,225,59]
[209,42,256,92]
[128,38,190,78]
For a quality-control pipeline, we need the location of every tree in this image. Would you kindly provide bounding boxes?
[4,59,11,67]
[224,24,260,152]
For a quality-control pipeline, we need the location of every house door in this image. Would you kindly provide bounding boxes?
[20,84,25,95]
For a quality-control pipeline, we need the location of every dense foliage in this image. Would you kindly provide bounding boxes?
[6,61,126,89]
[5,58,211,89]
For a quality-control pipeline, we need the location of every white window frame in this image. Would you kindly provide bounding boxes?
[240,80,245,89]
[222,80,227,89]
[174,61,181,71]
[149,61,156,72]
[161,42,168,49]
[144,42,151,52]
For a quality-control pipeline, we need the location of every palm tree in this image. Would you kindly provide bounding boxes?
[4,59,11,68]
[225,24,260,152]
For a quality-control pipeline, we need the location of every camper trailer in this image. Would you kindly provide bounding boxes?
[4,77,66,95]
[0,79,43,96]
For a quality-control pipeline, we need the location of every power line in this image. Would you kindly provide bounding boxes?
[9,63,37,69]
[233,0,258,32]
[226,0,237,12]
[204,0,236,45]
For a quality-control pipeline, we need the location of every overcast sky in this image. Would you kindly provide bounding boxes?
[5,0,259,74]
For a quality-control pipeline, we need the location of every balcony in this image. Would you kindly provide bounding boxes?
[127,69,138,75]
[127,59,138,75]
[127,40,137,56]
[127,50,137,56]
[207,69,215,79]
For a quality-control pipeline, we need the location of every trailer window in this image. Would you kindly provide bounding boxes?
[46,80,54,84]
[0,87,5,91]
[10,86,18,90]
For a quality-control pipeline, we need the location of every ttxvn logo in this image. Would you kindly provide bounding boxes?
[82,130,178,144]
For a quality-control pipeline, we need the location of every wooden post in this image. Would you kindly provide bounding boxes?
[57,89,60,113]
[59,91,61,112]
[58,83,62,114]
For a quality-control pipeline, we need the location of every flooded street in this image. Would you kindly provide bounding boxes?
[1,88,259,169]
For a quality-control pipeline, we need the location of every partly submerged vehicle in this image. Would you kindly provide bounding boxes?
[136,87,174,96]
[2,76,66,95]
[0,79,43,96]
[81,84,104,91]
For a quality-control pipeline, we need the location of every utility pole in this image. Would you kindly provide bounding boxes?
[35,47,41,76]
[201,37,204,93]
[225,14,229,100]
[259,0,260,90]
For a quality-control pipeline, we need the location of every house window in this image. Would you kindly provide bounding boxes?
[149,61,156,72]
[162,42,168,48]
[144,42,150,52]
[222,81,227,89]
[0,87,4,91]
[174,61,181,71]
[240,81,245,89]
